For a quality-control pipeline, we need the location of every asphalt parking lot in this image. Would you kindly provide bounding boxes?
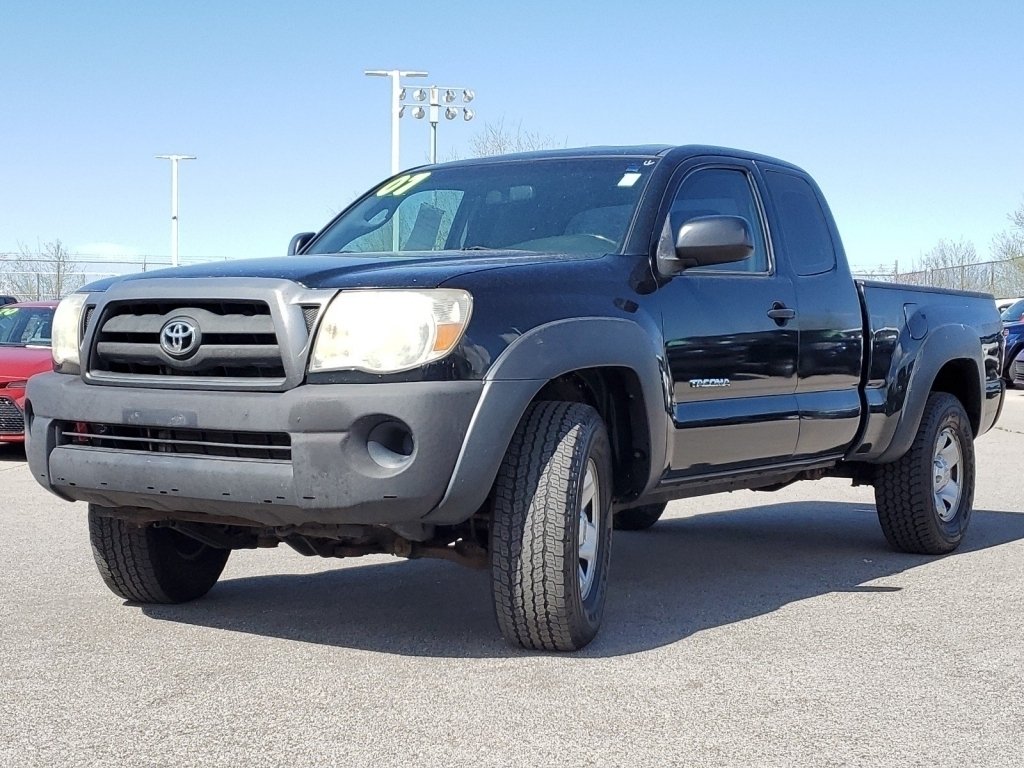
[2,393,1023,767]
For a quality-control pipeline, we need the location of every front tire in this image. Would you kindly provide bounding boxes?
[489,401,613,651]
[88,505,230,603]
[874,393,976,554]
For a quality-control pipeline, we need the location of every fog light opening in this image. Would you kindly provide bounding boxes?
[366,421,415,470]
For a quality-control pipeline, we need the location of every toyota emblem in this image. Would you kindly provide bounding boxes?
[159,317,201,358]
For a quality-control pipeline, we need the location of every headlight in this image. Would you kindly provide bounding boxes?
[51,293,89,372]
[309,289,472,374]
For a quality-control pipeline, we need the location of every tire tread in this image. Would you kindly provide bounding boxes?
[490,401,608,651]
[875,392,975,555]
[88,506,229,603]
[89,512,174,603]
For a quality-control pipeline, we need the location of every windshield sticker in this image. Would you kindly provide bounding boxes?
[617,171,643,188]
[376,172,431,197]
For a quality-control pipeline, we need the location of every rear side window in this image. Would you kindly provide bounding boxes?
[764,171,836,276]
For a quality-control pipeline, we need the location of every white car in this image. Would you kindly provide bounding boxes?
[997,297,1024,314]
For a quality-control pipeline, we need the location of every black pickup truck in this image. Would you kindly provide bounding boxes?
[27,146,1005,651]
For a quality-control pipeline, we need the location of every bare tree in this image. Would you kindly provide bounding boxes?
[860,200,1024,295]
[991,199,1024,295]
[921,238,978,269]
[0,240,86,300]
[897,238,992,292]
[467,118,564,158]
[992,200,1024,260]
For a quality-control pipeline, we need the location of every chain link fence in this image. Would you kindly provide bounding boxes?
[0,254,226,301]
[854,256,1024,297]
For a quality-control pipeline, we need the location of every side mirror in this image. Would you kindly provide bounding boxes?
[288,232,316,256]
[658,215,754,276]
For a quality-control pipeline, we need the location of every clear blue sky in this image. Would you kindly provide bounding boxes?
[2,0,1022,273]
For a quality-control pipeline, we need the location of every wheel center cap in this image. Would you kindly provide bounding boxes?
[934,458,950,489]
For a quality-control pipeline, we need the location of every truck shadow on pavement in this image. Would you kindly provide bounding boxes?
[141,501,1024,657]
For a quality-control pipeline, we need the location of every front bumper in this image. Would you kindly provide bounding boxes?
[26,373,485,527]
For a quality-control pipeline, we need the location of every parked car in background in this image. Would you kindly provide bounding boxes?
[0,301,57,442]
[0,295,21,306]
[1001,298,1024,388]
[1001,298,1024,323]
[1012,355,1024,387]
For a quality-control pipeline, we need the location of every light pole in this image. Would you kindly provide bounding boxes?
[364,69,428,174]
[402,85,475,163]
[155,154,196,267]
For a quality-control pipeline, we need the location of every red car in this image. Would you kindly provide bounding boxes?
[0,301,57,443]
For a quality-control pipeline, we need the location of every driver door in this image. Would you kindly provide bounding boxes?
[657,161,800,478]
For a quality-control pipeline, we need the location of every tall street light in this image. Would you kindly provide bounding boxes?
[403,85,475,163]
[364,69,428,174]
[155,154,196,267]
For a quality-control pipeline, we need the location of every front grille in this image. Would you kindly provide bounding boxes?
[1013,355,1024,381]
[90,300,285,379]
[59,422,291,461]
[0,397,24,434]
[301,304,320,333]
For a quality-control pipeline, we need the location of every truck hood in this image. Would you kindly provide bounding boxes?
[83,251,603,292]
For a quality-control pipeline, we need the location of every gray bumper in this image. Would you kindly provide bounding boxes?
[26,373,495,527]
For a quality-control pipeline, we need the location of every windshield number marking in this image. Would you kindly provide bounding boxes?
[376,172,431,198]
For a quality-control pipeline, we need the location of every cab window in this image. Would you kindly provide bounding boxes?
[763,170,837,276]
[660,168,769,273]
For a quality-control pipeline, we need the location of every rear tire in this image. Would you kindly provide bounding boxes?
[1006,350,1021,389]
[613,502,667,531]
[489,401,613,651]
[88,505,230,603]
[874,393,975,554]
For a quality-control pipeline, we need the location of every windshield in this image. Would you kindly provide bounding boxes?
[306,157,658,257]
[1001,299,1024,323]
[0,305,54,347]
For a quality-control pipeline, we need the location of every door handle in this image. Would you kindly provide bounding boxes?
[767,303,796,324]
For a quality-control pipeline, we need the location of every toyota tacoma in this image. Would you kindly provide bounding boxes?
[27,146,1005,651]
